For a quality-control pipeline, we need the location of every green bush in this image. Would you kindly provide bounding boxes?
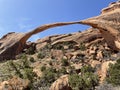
[61,59,69,66]
[106,58,120,86]
[8,60,23,78]
[69,74,83,90]
[41,66,46,72]
[23,68,36,82]
[39,67,57,87]
[81,65,95,74]
[2,55,39,89]
[58,67,67,75]
[7,56,37,89]
[52,44,64,50]
[79,43,86,51]
[68,66,76,74]
[49,61,52,65]
[37,52,45,59]
[102,50,111,59]
[69,73,99,90]
[69,65,99,90]
[26,47,35,55]
[29,57,35,62]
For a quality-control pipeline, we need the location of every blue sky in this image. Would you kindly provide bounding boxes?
[0,0,115,41]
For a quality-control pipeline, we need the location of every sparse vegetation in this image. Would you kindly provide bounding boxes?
[69,65,99,90]
[102,50,111,59]
[58,67,67,75]
[26,47,35,55]
[39,67,57,87]
[37,52,46,59]
[52,44,64,50]
[79,43,86,51]
[6,55,37,89]
[106,58,120,86]
[41,65,46,72]
[61,58,69,66]
[29,57,35,62]
[49,61,53,65]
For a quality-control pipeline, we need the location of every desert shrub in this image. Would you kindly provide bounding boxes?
[49,61,52,65]
[37,44,52,59]
[37,52,45,59]
[68,44,74,49]
[16,53,26,59]
[26,47,35,55]
[58,67,67,75]
[52,44,64,50]
[29,57,35,62]
[43,43,52,50]
[8,60,23,78]
[69,74,83,90]
[61,59,69,66]
[69,73,99,90]
[79,43,86,51]
[7,56,37,89]
[64,41,77,49]
[23,68,36,82]
[81,65,95,74]
[42,71,56,84]
[39,67,57,87]
[106,58,120,86]
[41,66,46,72]
[76,54,85,60]
[78,30,81,33]
[102,50,111,59]
[69,65,99,90]
[68,66,76,74]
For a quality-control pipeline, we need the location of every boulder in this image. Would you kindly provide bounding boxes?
[49,75,72,90]
[0,77,29,90]
[51,49,64,60]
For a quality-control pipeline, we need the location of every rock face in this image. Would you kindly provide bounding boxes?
[80,2,120,51]
[36,28,102,50]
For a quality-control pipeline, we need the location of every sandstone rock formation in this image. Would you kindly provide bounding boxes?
[0,77,29,90]
[79,1,120,51]
[36,28,102,50]
[0,22,81,60]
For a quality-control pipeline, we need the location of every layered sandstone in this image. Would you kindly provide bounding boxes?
[0,22,80,60]
[79,1,120,51]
